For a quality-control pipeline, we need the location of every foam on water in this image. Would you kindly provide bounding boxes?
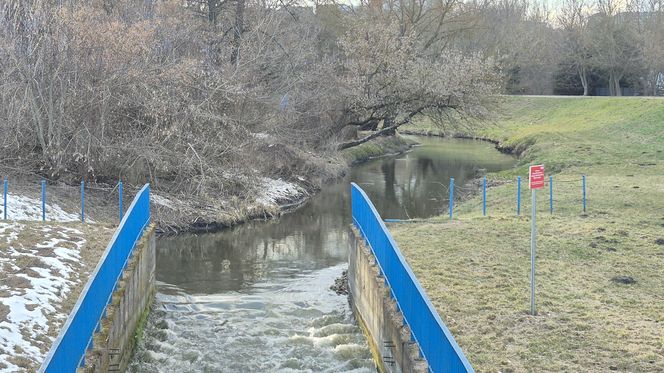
[129,265,374,372]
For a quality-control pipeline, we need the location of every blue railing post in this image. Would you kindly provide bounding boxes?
[41,180,46,222]
[3,177,7,220]
[449,177,454,220]
[119,181,124,222]
[549,176,553,214]
[482,176,487,216]
[81,181,85,223]
[582,175,586,212]
[517,176,521,215]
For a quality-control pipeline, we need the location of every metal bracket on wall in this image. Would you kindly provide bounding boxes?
[383,340,396,366]
[107,348,121,372]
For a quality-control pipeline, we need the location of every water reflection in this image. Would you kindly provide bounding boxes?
[352,137,514,220]
[129,137,514,372]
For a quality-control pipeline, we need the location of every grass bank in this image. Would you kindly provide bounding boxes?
[342,134,418,165]
[392,96,664,372]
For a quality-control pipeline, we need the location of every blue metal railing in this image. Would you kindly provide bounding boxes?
[351,183,473,373]
[40,184,151,373]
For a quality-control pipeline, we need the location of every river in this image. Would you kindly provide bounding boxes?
[128,136,514,372]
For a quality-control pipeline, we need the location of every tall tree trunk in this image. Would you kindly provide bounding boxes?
[613,74,622,96]
[382,115,397,136]
[650,72,659,96]
[230,0,245,65]
[578,65,589,96]
[608,71,622,96]
[207,0,218,25]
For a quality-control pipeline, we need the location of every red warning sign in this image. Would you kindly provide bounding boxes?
[529,165,545,189]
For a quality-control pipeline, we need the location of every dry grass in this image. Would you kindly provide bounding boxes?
[56,223,115,310]
[391,97,664,372]
[0,221,114,371]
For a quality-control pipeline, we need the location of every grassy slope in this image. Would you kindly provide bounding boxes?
[342,134,417,164]
[392,97,664,372]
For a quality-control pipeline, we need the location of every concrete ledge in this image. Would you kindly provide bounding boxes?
[81,224,156,372]
[348,227,427,373]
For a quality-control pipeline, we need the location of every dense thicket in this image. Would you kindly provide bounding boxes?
[0,1,338,197]
[0,0,497,196]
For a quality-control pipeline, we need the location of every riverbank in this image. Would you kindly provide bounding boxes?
[162,134,416,233]
[391,96,664,372]
[150,134,416,234]
[1,134,416,235]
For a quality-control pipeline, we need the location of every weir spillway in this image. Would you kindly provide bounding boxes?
[128,136,514,371]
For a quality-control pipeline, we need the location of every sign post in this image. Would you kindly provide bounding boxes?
[528,164,544,316]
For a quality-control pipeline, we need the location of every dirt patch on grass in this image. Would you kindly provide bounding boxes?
[611,275,637,285]
[0,304,8,323]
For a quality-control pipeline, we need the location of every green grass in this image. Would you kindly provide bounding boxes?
[392,96,664,372]
[342,134,417,164]
[400,116,449,136]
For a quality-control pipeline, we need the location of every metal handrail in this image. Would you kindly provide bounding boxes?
[40,184,151,372]
[351,182,473,373]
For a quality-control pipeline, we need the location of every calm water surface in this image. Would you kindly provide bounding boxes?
[128,137,514,372]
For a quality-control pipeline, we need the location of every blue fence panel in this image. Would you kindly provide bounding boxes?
[582,175,587,212]
[41,180,46,222]
[40,184,150,373]
[449,178,454,220]
[80,181,85,223]
[351,183,473,373]
[517,176,521,215]
[3,178,7,220]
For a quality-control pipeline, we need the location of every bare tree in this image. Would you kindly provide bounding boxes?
[449,0,561,94]
[230,0,246,64]
[336,13,499,149]
[559,0,593,95]
[588,0,642,95]
[628,0,664,95]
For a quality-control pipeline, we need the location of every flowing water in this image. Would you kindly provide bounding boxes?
[128,136,514,372]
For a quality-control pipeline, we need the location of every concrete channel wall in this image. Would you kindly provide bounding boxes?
[82,224,156,372]
[348,229,428,373]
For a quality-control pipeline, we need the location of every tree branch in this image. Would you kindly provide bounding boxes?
[337,107,425,150]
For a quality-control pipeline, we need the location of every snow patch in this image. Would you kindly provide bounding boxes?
[151,194,173,209]
[257,178,304,206]
[0,225,85,372]
[0,193,79,222]
[251,132,270,140]
[0,222,23,245]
